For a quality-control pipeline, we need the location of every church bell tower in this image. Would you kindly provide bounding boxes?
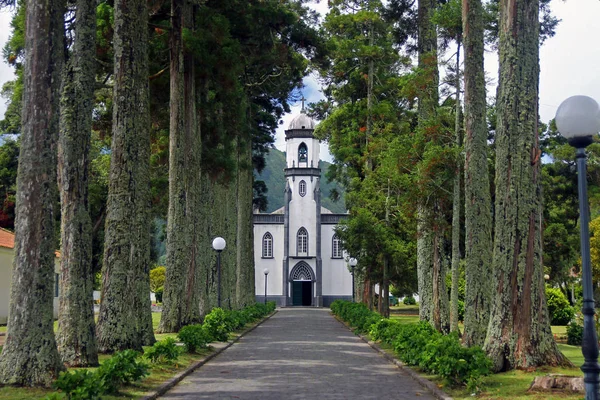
[282,106,323,307]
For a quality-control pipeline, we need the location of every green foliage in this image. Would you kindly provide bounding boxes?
[566,321,583,346]
[178,324,212,353]
[545,286,575,326]
[52,369,102,400]
[330,300,380,334]
[96,350,149,394]
[149,266,166,293]
[333,300,492,387]
[143,337,181,364]
[51,350,148,398]
[402,296,416,305]
[203,307,230,342]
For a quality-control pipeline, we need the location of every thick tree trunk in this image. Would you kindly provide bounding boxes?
[56,0,98,367]
[483,0,569,370]
[416,0,449,332]
[450,41,462,334]
[461,0,493,347]
[0,0,65,386]
[158,0,203,332]
[96,0,156,351]
[236,137,256,308]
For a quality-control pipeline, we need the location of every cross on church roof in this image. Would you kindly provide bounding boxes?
[300,95,306,112]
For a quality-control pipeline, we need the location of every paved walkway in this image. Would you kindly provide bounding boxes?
[160,308,436,400]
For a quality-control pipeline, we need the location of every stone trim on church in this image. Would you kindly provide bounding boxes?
[253,111,352,307]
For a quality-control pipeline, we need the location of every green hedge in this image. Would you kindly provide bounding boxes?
[331,300,491,389]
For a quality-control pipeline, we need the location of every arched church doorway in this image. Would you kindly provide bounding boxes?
[290,262,314,306]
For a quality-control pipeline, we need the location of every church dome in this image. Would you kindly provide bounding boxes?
[288,113,316,130]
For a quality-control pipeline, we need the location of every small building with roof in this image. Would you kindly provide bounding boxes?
[0,228,60,324]
[253,110,352,307]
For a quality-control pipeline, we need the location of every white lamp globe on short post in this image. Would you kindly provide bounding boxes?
[263,268,270,305]
[348,258,358,302]
[212,237,226,308]
[556,95,600,399]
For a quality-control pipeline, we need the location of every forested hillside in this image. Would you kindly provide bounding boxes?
[255,148,346,213]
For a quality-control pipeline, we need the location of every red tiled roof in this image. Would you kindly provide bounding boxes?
[0,228,15,249]
[0,228,60,257]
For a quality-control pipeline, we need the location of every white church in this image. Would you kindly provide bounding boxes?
[253,110,353,307]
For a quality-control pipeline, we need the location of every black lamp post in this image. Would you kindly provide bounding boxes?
[556,95,600,399]
[264,268,269,305]
[212,237,226,308]
[349,258,357,302]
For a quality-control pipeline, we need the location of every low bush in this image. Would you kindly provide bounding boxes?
[403,296,416,305]
[567,321,583,345]
[546,286,575,325]
[97,350,149,394]
[178,324,212,353]
[203,307,229,342]
[52,369,101,400]
[50,350,148,399]
[330,300,379,334]
[144,337,181,364]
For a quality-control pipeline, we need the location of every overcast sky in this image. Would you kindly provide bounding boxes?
[1,0,599,160]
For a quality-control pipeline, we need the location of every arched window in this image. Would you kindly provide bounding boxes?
[297,227,308,255]
[299,180,307,197]
[262,232,273,258]
[298,143,308,163]
[332,235,342,258]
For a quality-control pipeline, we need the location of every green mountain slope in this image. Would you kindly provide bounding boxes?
[255,148,346,213]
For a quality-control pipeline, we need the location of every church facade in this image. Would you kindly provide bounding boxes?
[253,112,352,307]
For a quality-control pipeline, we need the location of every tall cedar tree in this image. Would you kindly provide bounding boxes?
[159,0,204,332]
[96,0,156,351]
[57,0,99,366]
[416,0,450,333]
[461,0,492,347]
[483,0,568,370]
[0,0,66,386]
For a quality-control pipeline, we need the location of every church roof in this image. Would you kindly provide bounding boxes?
[288,113,316,130]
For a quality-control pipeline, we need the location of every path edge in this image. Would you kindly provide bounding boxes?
[332,314,453,400]
[141,310,279,400]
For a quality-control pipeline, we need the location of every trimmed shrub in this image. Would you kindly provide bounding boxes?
[144,337,181,364]
[546,286,575,326]
[53,369,101,400]
[567,321,583,345]
[51,350,148,398]
[178,324,212,353]
[403,296,416,305]
[97,350,149,394]
[203,307,230,342]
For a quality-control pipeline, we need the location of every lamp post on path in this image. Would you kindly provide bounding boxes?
[556,95,600,400]
[264,268,269,305]
[348,258,357,302]
[212,237,226,308]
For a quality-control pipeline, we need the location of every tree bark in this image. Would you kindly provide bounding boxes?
[483,0,569,370]
[96,0,156,352]
[461,0,493,347]
[56,0,99,367]
[0,0,65,386]
[450,40,462,334]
